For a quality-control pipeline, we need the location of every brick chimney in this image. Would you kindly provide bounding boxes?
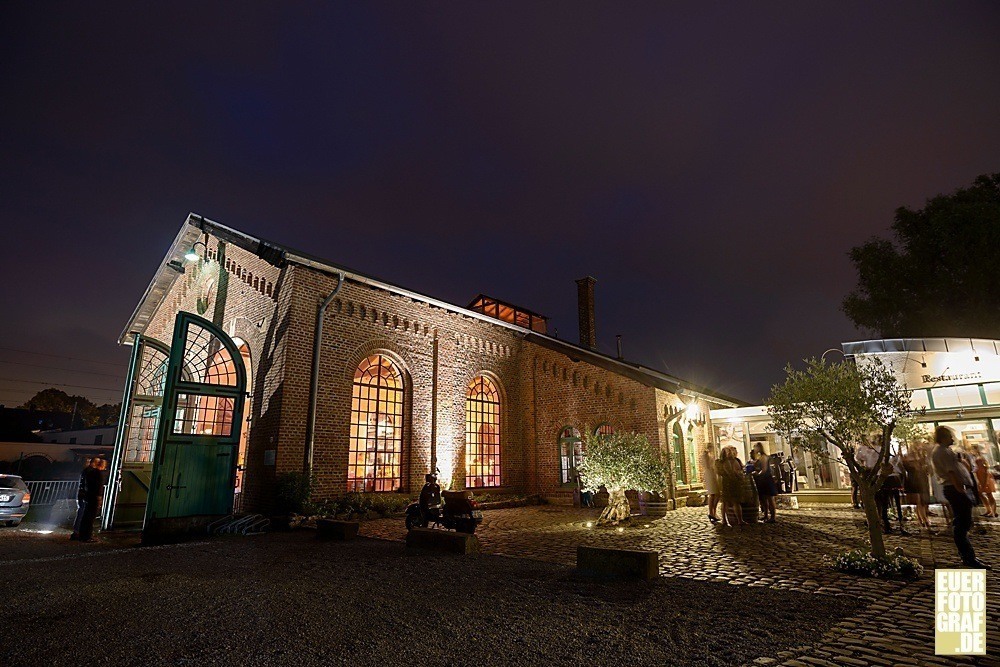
[575,276,597,350]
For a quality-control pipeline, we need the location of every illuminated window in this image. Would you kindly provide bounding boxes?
[686,424,698,482]
[173,393,234,436]
[558,426,583,485]
[349,355,404,492]
[466,375,501,487]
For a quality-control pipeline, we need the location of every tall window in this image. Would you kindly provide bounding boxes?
[466,375,501,487]
[349,355,404,492]
[559,426,583,485]
[672,422,686,485]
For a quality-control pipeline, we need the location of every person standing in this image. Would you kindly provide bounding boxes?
[751,443,777,523]
[903,443,933,533]
[717,446,744,528]
[70,458,94,541]
[701,444,721,523]
[931,426,990,569]
[76,458,105,543]
[973,446,997,518]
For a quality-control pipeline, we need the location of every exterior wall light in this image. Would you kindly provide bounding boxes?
[685,402,699,421]
[184,240,208,262]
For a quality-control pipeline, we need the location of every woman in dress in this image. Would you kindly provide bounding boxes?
[752,443,777,523]
[701,443,721,523]
[902,442,933,533]
[716,445,744,527]
[973,446,997,518]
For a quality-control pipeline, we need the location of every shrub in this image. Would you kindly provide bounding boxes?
[323,492,412,519]
[825,548,924,579]
[275,472,315,515]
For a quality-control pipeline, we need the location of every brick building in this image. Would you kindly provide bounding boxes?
[110,214,743,521]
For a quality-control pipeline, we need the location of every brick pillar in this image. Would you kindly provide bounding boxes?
[575,276,597,350]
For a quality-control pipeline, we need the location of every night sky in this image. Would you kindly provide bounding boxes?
[2,3,999,408]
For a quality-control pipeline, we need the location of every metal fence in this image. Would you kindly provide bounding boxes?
[26,480,79,506]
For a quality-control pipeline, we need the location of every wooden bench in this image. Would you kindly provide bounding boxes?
[316,519,360,540]
[577,545,658,580]
[405,527,479,554]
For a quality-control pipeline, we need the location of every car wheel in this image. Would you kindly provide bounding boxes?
[10,521,20,527]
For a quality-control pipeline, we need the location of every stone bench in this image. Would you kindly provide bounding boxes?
[576,545,658,580]
[316,519,360,540]
[405,527,480,554]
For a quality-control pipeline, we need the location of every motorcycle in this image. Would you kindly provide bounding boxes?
[405,488,483,534]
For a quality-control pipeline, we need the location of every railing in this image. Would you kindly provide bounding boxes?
[25,480,79,506]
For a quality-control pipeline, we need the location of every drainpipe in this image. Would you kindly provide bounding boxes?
[304,272,345,476]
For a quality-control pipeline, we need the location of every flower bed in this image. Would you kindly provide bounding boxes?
[825,547,924,580]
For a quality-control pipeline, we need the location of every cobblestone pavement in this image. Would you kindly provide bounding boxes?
[362,504,1000,666]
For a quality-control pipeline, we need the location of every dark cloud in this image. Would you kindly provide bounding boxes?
[2,2,999,405]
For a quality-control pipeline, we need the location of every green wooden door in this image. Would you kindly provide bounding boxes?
[102,334,171,530]
[143,313,246,542]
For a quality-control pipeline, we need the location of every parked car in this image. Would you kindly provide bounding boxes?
[0,474,30,527]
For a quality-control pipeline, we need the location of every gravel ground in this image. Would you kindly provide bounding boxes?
[1,531,862,667]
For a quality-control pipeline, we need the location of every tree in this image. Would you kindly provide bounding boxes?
[842,172,1000,337]
[18,388,121,428]
[577,430,669,526]
[766,357,912,558]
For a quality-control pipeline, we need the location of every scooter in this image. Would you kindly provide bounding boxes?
[405,488,483,534]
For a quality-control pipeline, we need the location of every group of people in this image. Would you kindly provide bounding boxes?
[701,443,779,527]
[70,456,107,543]
[854,434,998,539]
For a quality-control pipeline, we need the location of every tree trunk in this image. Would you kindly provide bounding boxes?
[598,488,631,525]
[860,485,886,558]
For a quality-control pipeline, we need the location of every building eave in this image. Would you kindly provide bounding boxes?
[121,213,744,408]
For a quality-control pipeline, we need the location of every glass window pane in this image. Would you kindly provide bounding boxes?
[909,389,931,410]
[931,384,983,409]
[983,383,1000,405]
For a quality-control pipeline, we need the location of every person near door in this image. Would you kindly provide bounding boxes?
[77,458,106,543]
[70,458,95,541]
[701,443,720,523]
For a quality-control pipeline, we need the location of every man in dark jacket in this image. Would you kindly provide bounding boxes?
[70,458,94,541]
[76,458,106,543]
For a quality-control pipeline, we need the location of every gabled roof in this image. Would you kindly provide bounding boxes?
[123,214,746,408]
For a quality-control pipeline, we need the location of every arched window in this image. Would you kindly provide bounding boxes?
[594,423,615,438]
[466,375,501,488]
[349,355,405,492]
[672,422,686,485]
[558,426,583,485]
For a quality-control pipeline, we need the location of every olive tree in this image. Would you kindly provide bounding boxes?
[577,430,669,526]
[766,357,912,558]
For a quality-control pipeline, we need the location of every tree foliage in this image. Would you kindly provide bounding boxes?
[18,388,121,428]
[842,173,1000,337]
[766,357,912,557]
[577,430,669,525]
[577,430,668,496]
